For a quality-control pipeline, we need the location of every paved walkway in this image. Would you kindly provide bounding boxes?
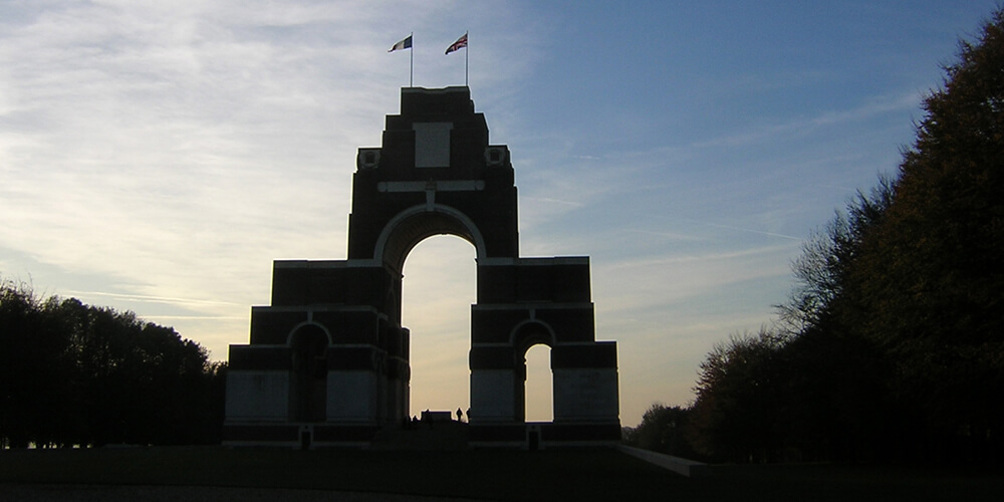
[617,445,710,477]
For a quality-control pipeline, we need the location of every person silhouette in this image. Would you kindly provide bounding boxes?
[456,407,463,422]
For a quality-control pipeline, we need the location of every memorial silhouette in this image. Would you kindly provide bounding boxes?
[224,87,620,448]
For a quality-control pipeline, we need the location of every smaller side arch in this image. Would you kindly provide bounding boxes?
[288,323,330,379]
[286,321,333,347]
[288,323,330,422]
[509,319,556,425]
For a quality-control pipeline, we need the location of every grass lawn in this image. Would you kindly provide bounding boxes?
[1,446,1001,501]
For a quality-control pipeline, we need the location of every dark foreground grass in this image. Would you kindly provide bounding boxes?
[1,446,1001,501]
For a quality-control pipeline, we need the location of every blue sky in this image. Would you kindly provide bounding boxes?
[0,1,996,427]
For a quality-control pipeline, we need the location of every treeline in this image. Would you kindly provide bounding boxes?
[0,279,226,448]
[627,10,1003,464]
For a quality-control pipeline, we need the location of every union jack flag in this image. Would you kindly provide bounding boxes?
[445,32,467,54]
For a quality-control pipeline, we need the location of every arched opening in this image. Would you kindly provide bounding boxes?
[375,204,486,274]
[401,235,476,420]
[524,344,553,422]
[512,321,556,423]
[289,324,329,422]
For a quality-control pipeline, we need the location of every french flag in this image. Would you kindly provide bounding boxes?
[389,35,413,52]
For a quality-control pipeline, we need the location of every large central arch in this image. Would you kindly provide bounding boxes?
[225,87,620,448]
[374,204,487,274]
[401,233,476,411]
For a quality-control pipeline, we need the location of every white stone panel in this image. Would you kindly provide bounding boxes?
[413,122,453,168]
[225,370,290,422]
[327,370,379,423]
[553,368,619,422]
[470,369,516,423]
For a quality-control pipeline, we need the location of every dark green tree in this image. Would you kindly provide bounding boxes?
[689,328,788,463]
[625,404,699,459]
[768,9,1004,462]
[848,9,1004,459]
[0,279,43,448]
[772,182,896,462]
[679,8,1004,465]
[777,178,894,335]
[1,277,224,448]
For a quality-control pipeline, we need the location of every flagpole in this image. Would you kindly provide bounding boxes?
[445,32,469,86]
[410,32,414,88]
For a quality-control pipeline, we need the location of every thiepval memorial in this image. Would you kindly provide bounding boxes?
[225,87,620,449]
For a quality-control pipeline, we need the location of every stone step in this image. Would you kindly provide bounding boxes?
[371,422,470,451]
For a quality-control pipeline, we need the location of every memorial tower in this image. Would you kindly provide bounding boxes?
[225,87,620,448]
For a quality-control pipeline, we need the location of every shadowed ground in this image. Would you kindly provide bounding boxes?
[1,446,1001,501]
[0,484,487,502]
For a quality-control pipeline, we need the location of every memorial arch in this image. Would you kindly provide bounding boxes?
[225,87,620,448]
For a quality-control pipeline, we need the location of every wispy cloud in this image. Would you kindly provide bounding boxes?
[62,290,242,308]
[701,222,803,242]
[0,1,541,360]
[692,92,923,149]
[623,228,705,243]
[593,243,798,319]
